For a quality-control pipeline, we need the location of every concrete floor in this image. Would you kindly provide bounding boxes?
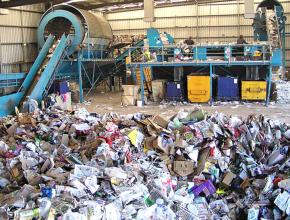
[76,92,290,124]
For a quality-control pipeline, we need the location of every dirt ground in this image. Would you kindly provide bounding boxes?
[75,92,290,124]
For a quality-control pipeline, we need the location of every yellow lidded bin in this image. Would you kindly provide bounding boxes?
[241,81,267,100]
[187,75,211,103]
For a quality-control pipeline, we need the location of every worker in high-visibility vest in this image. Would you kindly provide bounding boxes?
[143,48,151,62]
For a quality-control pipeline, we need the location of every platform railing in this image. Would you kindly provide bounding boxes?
[126,43,273,65]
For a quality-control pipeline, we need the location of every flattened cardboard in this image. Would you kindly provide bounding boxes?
[240,178,250,189]
[17,114,36,126]
[194,147,210,176]
[144,136,157,150]
[122,95,136,106]
[222,172,237,187]
[6,122,18,135]
[174,161,194,177]
[151,115,169,129]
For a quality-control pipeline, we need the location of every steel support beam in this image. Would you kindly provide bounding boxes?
[0,0,69,8]
[72,0,143,10]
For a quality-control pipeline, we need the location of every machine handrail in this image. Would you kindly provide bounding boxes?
[126,43,272,64]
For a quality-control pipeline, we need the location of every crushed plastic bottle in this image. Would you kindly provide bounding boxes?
[62,210,87,220]
[38,198,52,219]
[152,199,166,220]
[152,198,175,220]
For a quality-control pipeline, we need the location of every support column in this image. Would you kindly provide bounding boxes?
[132,66,137,84]
[140,65,145,105]
[254,66,259,80]
[78,52,84,103]
[246,66,249,80]
[144,0,155,22]
[283,29,286,78]
[149,66,154,81]
[210,64,213,105]
[266,66,272,106]
[174,67,184,82]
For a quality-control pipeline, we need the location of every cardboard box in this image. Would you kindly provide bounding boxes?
[145,136,157,150]
[147,118,171,135]
[17,114,36,126]
[6,122,18,135]
[122,95,136,106]
[174,161,194,177]
[153,136,169,154]
[10,163,24,182]
[122,85,140,98]
[152,80,167,102]
[194,148,210,175]
[240,178,250,189]
[222,172,237,187]
[151,115,169,129]
[144,135,171,155]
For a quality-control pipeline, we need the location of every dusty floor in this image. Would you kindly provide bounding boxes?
[76,92,290,123]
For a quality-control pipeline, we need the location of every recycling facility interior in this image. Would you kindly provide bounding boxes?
[1,0,290,219]
[0,0,290,115]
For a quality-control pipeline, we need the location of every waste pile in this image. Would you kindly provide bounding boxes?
[0,107,290,220]
[274,80,290,104]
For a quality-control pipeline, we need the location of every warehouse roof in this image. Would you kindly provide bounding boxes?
[0,0,236,10]
[70,0,236,11]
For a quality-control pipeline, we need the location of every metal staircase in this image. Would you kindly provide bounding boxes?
[89,40,145,90]
[115,39,144,62]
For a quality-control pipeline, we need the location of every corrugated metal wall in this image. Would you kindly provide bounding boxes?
[105,0,290,66]
[0,4,44,73]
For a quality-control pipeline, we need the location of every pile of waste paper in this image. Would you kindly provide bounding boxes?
[0,107,290,220]
[275,80,290,104]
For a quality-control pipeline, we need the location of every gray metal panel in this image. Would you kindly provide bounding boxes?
[144,0,155,22]
[0,10,22,26]
[17,3,45,12]
[22,28,37,43]
[0,45,23,64]
[244,0,255,18]
[0,27,23,43]
[79,8,113,40]
[1,65,15,73]
[21,11,42,27]
[23,44,38,62]
[0,6,41,74]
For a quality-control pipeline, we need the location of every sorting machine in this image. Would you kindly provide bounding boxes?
[126,0,286,106]
[0,4,131,116]
[0,0,286,115]
[0,4,174,116]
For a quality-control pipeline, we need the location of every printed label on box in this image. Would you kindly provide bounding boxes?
[234,79,238,84]
[177,84,181,89]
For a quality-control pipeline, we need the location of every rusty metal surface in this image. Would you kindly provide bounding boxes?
[41,4,112,41]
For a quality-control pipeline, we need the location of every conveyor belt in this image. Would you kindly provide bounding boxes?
[18,34,68,111]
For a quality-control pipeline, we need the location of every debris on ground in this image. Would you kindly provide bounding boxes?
[274,81,290,104]
[0,106,290,220]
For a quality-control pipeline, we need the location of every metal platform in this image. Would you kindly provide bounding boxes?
[126,43,277,106]
[130,60,271,66]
